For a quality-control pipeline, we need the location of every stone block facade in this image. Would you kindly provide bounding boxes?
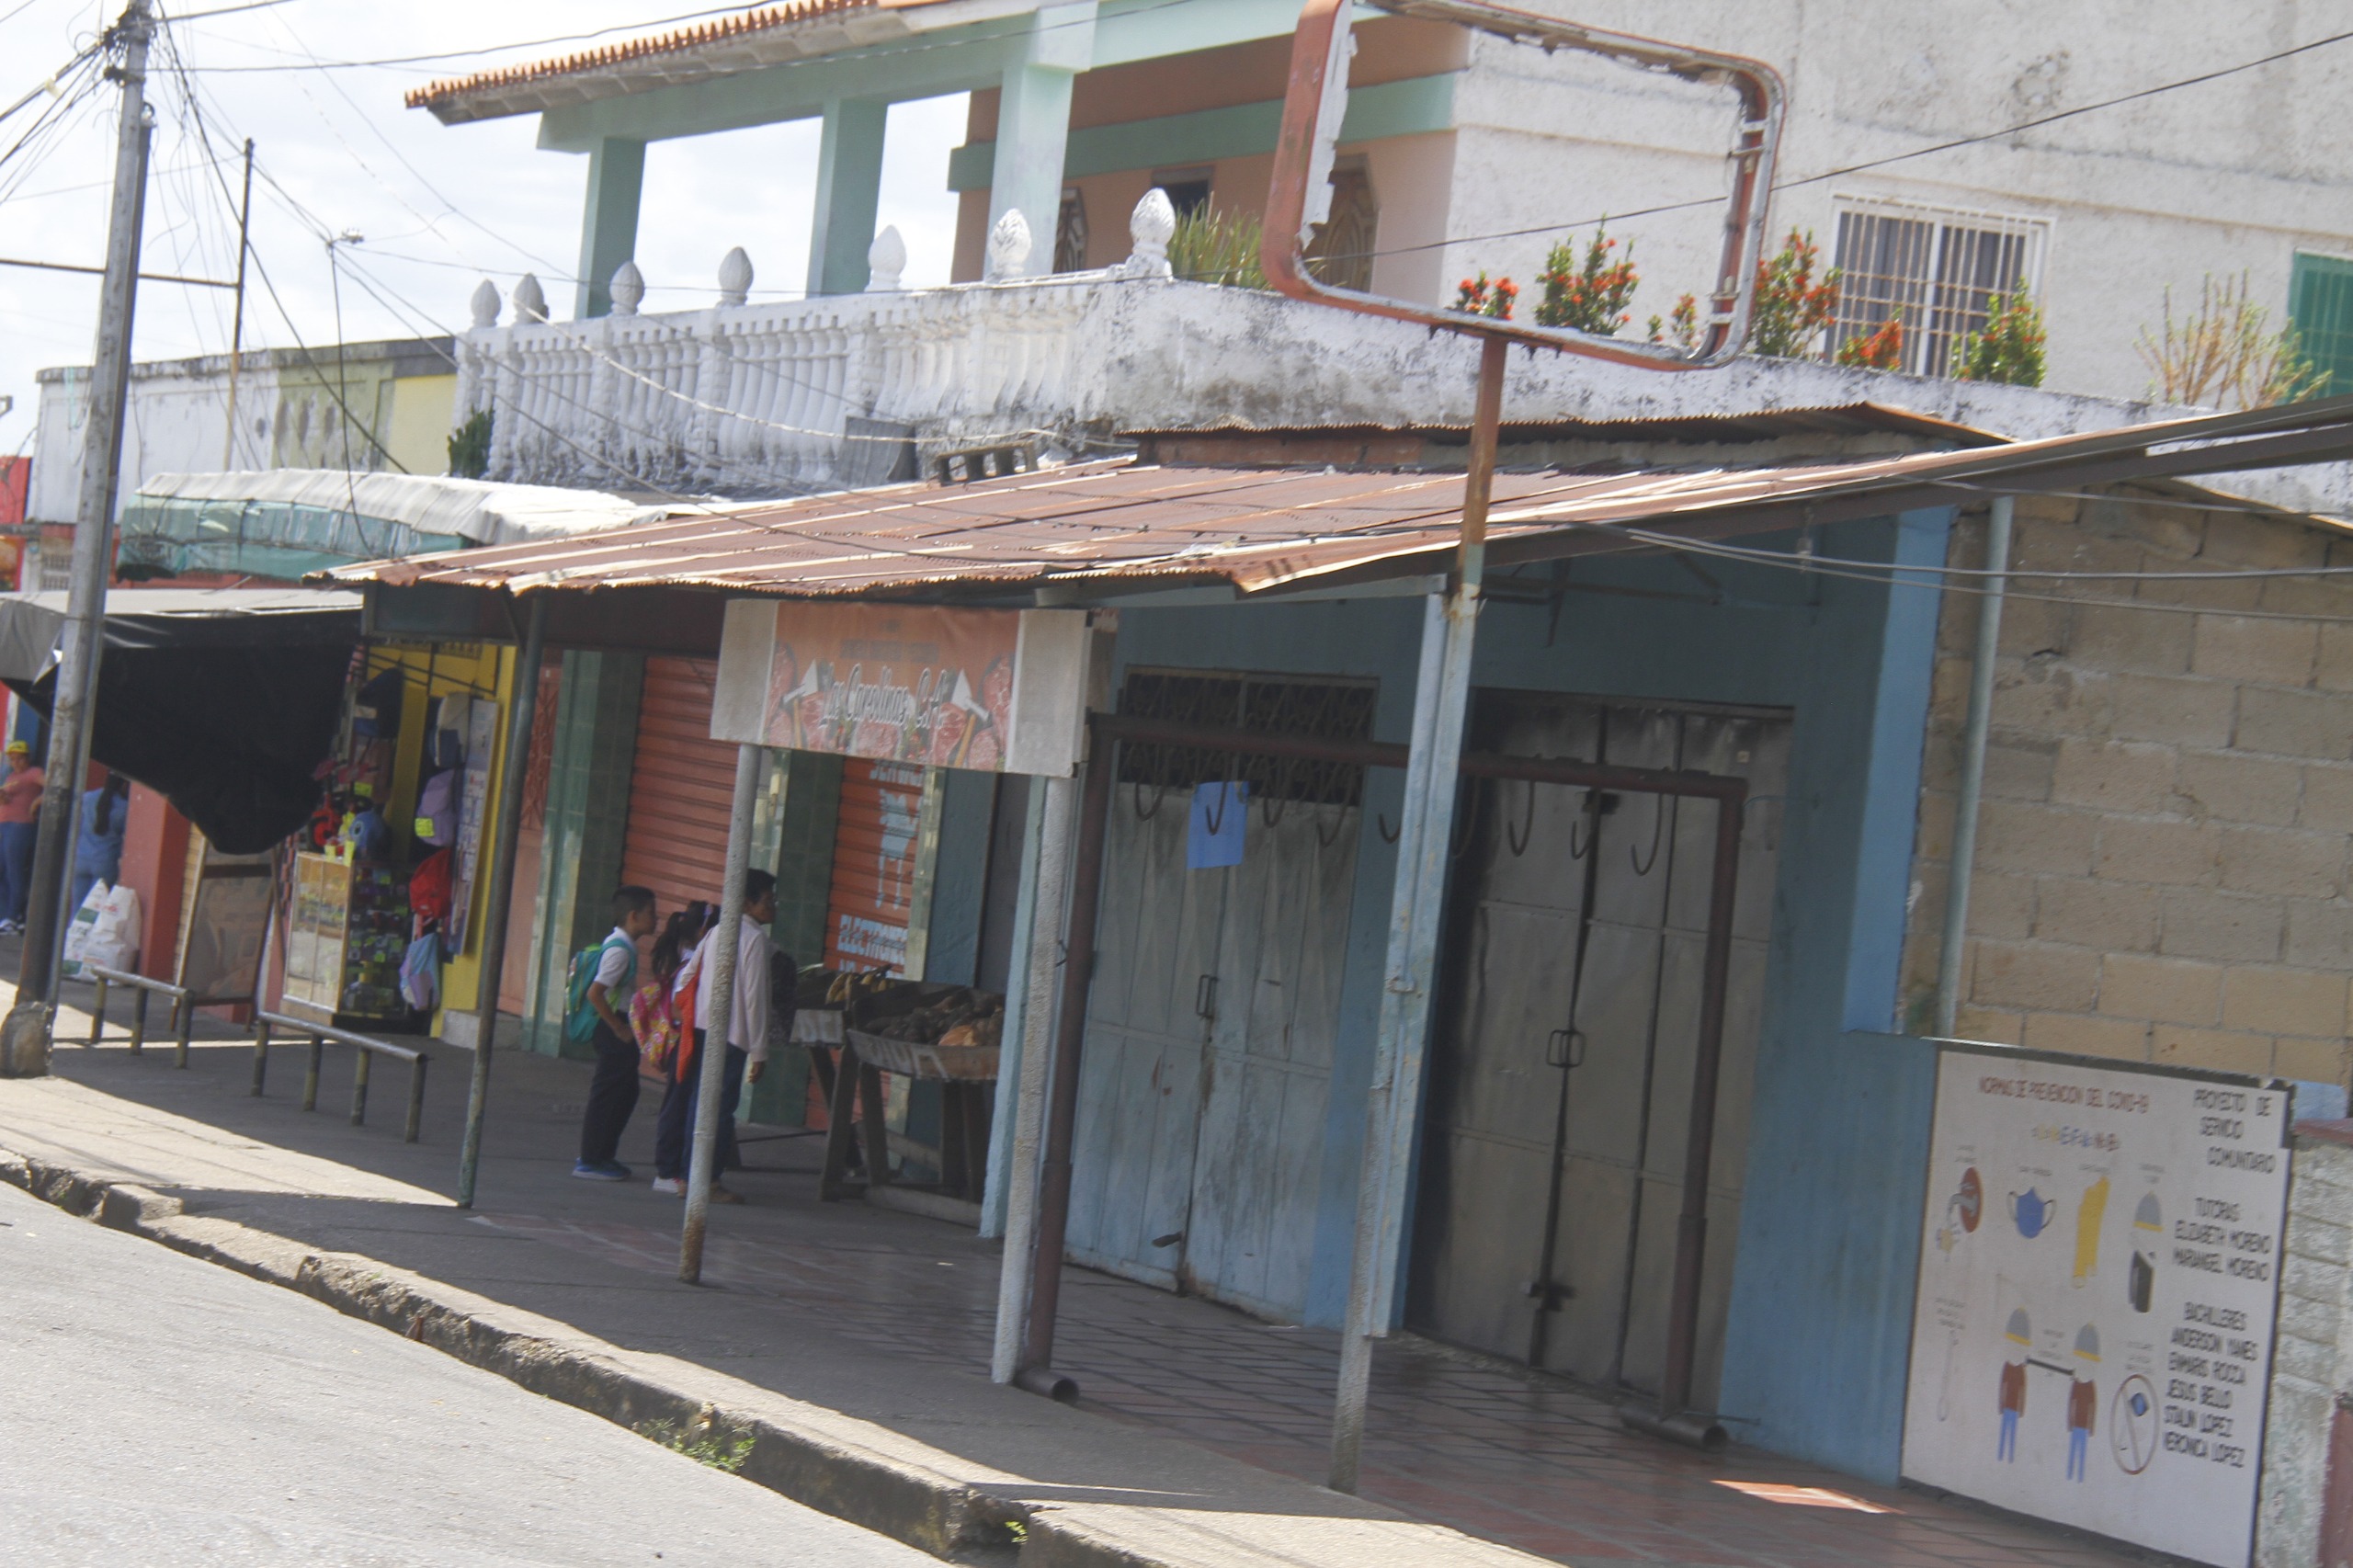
[2257,1125,2353,1566]
[1899,490,2353,1089]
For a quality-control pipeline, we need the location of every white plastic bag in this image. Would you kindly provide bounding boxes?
[62,882,140,978]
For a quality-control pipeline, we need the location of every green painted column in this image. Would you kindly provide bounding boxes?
[523,650,645,1056]
[574,138,646,319]
[806,100,890,297]
[989,3,1094,269]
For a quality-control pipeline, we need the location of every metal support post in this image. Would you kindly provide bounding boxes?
[250,1016,269,1095]
[1329,333,1502,1494]
[0,0,154,1078]
[301,1034,322,1111]
[351,1048,372,1126]
[404,1056,428,1144]
[1934,495,2012,1039]
[681,741,760,1284]
[174,996,191,1068]
[87,977,107,1044]
[992,772,1075,1384]
[455,596,548,1208]
[130,985,148,1052]
[1014,729,1114,1399]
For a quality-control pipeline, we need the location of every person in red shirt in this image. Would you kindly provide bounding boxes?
[0,740,45,933]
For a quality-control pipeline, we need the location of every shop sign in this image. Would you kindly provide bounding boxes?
[1901,1044,2291,1568]
[710,600,1090,776]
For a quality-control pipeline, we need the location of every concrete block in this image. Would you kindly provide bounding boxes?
[1978,801,2097,877]
[2158,888,2285,962]
[2022,1010,2147,1061]
[2193,615,2319,687]
[2277,1038,2350,1093]
[2220,826,2347,900]
[2013,517,2143,576]
[1984,738,2058,801]
[2097,954,2223,1025]
[2222,967,2350,1038]
[2152,1025,2275,1075]
[1915,790,1955,863]
[1972,941,2099,1011]
[2108,673,2236,748]
[2284,903,2353,970]
[1991,660,2110,737]
[2178,751,2302,826]
[2037,876,2158,951]
[2236,687,2353,760]
[2203,510,2329,570]
[2052,739,2179,813]
[2313,623,2353,693]
[1951,1005,2022,1046]
[2109,503,2203,561]
[1968,871,2037,940]
[2092,816,2218,886]
[1995,597,2075,662]
[2070,601,2192,676]
[2300,764,2353,832]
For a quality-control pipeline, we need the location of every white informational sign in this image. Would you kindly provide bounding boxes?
[1902,1047,2292,1568]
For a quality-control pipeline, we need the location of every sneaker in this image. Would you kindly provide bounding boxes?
[650,1176,684,1196]
[571,1160,628,1182]
[709,1184,745,1205]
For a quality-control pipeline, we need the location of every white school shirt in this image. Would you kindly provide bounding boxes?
[593,927,635,989]
[676,915,774,1062]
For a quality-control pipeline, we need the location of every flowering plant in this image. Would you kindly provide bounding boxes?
[1454,271,1518,320]
[1951,291,2046,385]
[1746,229,1840,358]
[1533,224,1638,335]
[1647,292,1699,351]
[1836,312,1905,370]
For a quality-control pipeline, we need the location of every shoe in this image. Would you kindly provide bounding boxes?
[709,1185,745,1205]
[571,1160,628,1182]
[650,1176,684,1196]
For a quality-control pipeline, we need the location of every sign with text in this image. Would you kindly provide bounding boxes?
[711,600,1090,777]
[1902,1046,2291,1568]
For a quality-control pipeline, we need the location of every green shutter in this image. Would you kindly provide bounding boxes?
[2290,253,2353,399]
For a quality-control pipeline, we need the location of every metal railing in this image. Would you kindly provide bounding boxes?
[250,1011,429,1143]
[84,964,195,1067]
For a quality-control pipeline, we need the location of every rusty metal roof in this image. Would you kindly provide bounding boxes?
[318,397,2353,605]
[406,0,942,123]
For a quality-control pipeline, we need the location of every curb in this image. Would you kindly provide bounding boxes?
[0,1149,1030,1564]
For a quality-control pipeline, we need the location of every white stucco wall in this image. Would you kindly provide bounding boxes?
[31,357,278,527]
[1427,1,2353,404]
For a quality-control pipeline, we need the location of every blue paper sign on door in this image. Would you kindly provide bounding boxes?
[1188,780,1249,869]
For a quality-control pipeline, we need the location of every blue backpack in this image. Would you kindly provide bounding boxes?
[564,934,636,1045]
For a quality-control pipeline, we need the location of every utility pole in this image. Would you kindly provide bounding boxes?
[220,137,252,470]
[0,0,155,1076]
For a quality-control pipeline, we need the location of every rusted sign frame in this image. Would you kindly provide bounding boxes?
[1261,0,1787,369]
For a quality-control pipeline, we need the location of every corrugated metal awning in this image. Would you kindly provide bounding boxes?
[318,396,2353,605]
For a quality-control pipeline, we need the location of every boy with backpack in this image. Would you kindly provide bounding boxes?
[571,885,659,1181]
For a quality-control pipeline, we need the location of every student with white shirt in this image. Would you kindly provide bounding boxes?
[573,885,658,1181]
[651,869,777,1201]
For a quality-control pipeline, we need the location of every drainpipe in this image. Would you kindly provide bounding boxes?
[1933,496,2012,1040]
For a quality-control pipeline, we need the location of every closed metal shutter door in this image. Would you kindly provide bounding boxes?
[620,657,735,916]
[824,758,926,972]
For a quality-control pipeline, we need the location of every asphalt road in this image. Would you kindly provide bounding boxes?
[0,1183,937,1566]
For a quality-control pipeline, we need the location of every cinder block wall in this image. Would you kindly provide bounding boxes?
[1899,490,2353,1088]
[2258,1125,2353,1566]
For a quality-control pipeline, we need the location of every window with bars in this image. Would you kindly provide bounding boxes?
[2290,254,2353,400]
[1831,205,2042,377]
[1117,668,1377,808]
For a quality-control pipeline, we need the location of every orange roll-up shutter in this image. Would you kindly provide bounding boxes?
[620,657,736,916]
[824,758,925,973]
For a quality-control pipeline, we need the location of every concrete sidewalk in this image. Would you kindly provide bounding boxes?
[0,982,2154,1568]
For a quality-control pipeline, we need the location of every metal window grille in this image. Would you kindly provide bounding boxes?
[1117,668,1377,808]
[1832,205,2039,376]
[2290,253,2353,399]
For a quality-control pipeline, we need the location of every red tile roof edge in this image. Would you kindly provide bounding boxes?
[406,0,884,110]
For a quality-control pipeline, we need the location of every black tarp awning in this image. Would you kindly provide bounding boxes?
[0,588,363,854]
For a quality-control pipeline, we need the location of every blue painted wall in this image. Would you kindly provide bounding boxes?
[1103,507,1954,1479]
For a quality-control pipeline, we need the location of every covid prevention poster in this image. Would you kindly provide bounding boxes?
[1902,1047,2291,1567]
